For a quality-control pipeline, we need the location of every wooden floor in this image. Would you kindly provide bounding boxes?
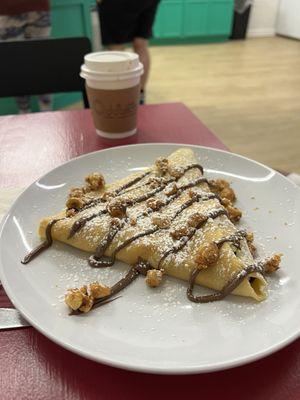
[69,37,300,173]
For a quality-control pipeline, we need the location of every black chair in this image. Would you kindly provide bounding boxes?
[0,37,92,108]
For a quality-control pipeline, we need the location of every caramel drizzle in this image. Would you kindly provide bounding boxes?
[187,261,265,303]
[21,219,61,264]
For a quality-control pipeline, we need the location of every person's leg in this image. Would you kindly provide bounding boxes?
[133,1,161,103]
[106,44,126,51]
[133,37,150,91]
[25,11,52,111]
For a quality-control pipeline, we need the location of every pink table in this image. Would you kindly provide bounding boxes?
[1,103,299,400]
[0,103,226,188]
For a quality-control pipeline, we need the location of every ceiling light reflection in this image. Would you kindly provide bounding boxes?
[205,169,275,182]
[35,182,66,190]
[13,216,31,252]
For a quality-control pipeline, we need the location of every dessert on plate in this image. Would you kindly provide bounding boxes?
[22,148,282,314]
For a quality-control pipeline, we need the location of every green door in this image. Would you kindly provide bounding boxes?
[153,0,234,43]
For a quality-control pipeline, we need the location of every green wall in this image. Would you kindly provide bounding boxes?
[153,0,234,44]
[0,0,234,115]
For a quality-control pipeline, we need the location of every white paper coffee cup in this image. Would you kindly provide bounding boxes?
[80,51,143,139]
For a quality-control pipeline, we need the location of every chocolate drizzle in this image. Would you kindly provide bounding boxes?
[89,177,211,264]
[187,261,265,303]
[158,208,227,269]
[182,163,204,175]
[69,209,108,238]
[69,178,175,239]
[69,185,166,239]
[89,192,222,269]
[22,160,265,307]
[21,163,206,264]
[89,227,158,268]
[69,164,207,238]
[89,259,152,311]
[21,219,61,264]
[82,171,152,211]
[215,230,247,249]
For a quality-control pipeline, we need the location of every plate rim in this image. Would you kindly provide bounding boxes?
[1,142,300,374]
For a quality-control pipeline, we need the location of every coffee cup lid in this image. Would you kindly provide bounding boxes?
[80,51,143,81]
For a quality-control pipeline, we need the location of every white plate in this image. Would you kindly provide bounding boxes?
[0,144,299,374]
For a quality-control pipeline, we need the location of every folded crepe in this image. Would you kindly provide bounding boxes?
[37,148,275,307]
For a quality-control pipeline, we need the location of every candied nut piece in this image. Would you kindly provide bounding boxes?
[80,286,88,295]
[152,214,170,228]
[248,242,256,256]
[146,269,163,288]
[146,197,164,211]
[65,289,84,310]
[195,242,219,268]
[165,182,178,196]
[220,187,236,203]
[111,217,122,228]
[79,295,94,313]
[187,212,207,228]
[85,172,105,191]
[155,157,169,174]
[170,226,190,240]
[69,187,85,198]
[227,205,242,222]
[107,198,127,218]
[66,208,77,218]
[148,177,164,189]
[129,216,137,226]
[246,232,256,255]
[102,190,114,201]
[246,232,254,243]
[168,166,184,179]
[220,198,231,207]
[188,188,197,199]
[66,197,84,210]
[210,179,230,191]
[89,282,111,299]
[264,254,282,274]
